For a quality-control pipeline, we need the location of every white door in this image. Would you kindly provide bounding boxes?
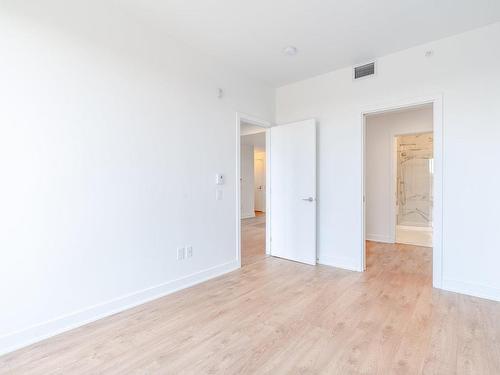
[270,119,316,265]
[254,153,266,212]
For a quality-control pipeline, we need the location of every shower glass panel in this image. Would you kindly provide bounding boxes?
[396,133,433,227]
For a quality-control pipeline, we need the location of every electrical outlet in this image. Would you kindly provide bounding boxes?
[177,247,185,260]
[186,246,193,258]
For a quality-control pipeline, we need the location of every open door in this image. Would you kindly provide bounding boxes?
[270,119,316,265]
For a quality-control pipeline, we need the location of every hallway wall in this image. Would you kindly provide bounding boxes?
[254,151,266,212]
[241,144,256,218]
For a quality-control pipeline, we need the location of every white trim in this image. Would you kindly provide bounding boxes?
[397,225,432,232]
[361,94,444,289]
[241,213,256,219]
[318,256,359,272]
[0,260,239,356]
[442,279,500,302]
[366,234,394,243]
[236,113,272,265]
[265,129,271,255]
[390,136,398,242]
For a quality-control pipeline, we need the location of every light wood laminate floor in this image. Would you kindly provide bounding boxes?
[1,240,500,374]
[241,211,267,266]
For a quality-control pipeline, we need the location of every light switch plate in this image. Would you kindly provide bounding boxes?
[177,247,185,260]
[216,189,223,201]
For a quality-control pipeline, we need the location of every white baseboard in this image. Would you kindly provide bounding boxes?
[241,212,256,219]
[398,221,431,227]
[318,255,361,272]
[397,225,432,232]
[442,279,500,302]
[366,233,394,243]
[0,260,240,356]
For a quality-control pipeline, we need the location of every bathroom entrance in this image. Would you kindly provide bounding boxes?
[362,96,443,286]
[395,132,433,247]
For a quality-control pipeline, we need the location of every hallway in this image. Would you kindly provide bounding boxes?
[241,212,267,266]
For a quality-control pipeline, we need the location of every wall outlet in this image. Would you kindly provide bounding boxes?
[186,246,193,258]
[177,247,185,260]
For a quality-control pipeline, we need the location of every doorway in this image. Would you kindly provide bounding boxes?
[236,114,318,269]
[362,97,443,288]
[239,119,268,266]
[395,132,433,247]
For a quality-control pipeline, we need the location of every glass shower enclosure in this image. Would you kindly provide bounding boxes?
[396,133,433,228]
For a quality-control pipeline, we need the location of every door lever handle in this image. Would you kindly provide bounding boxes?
[302,197,315,202]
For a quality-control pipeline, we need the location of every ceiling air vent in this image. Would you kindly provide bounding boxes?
[353,62,375,80]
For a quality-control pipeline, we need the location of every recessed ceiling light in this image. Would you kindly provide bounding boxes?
[282,46,298,57]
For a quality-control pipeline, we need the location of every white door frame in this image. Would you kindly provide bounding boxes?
[236,112,271,268]
[361,95,444,288]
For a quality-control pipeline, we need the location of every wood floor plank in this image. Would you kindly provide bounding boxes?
[1,218,500,374]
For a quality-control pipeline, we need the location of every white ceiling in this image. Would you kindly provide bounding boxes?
[241,123,266,152]
[122,0,500,86]
[240,122,266,136]
[4,0,500,87]
[241,129,266,153]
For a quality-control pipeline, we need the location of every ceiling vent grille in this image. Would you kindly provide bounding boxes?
[354,62,375,79]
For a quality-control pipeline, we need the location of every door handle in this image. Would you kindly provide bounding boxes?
[302,197,315,202]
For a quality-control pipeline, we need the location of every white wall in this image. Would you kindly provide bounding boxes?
[0,5,273,354]
[276,22,500,301]
[365,107,433,243]
[240,144,255,218]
